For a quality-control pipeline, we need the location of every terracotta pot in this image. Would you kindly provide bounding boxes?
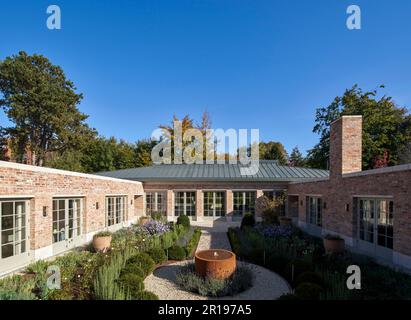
[195,249,236,280]
[323,238,345,254]
[279,217,292,226]
[139,217,150,225]
[93,235,112,252]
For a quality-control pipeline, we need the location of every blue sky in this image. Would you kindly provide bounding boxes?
[1,0,411,155]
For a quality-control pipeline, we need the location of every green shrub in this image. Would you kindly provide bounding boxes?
[0,275,36,300]
[227,228,241,255]
[150,211,165,221]
[295,271,324,288]
[160,231,175,250]
[177,215,190,229]
[117,273,144,297]
[26,260,50,274]
[184,228,201,257]
[240,213,255,229]
[167,245,187,260]
[284,259,313,283]
[146,247,167,264]
[132,290,159,300]
[120,264,146,279]
[127,253,155,277]
[295,282,323,300]
[94,231,112,238]
[278,293,300,300]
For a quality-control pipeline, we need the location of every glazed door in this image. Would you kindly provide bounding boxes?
[0,200,30,274]
[357,198,393,261]
[52,198,83,255]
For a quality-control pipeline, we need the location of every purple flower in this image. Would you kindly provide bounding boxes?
[142,220,170,235]
[255,224,293,239]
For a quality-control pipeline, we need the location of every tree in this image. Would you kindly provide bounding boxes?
[258,141,288,165]
[306,85,411,170]
[134,138,158,167]
[0,51,95,166]
[289,146,306,167]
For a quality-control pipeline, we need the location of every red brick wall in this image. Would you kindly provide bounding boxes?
[330,116,362,178]
[288,167,411,256]
[0,161,143,250]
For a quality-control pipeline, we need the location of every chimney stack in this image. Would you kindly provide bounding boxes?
[329,115,362,178]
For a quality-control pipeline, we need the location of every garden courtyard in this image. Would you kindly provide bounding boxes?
[2,213,411,300]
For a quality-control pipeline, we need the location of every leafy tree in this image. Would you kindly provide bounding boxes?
[81,137,117,172]
[134,138,157,167]
[258,141,288,165]
[306,85,411,170]
[0,51,95,166]
[289,146,306,167]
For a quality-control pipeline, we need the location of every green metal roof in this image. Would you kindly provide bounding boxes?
[96,161,329,182]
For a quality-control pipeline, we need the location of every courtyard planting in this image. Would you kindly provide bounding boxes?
[0,215,201,300]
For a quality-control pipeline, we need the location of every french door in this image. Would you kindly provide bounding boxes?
[52,198,83,255]
[357,198,394,261]
[0,200,30,274]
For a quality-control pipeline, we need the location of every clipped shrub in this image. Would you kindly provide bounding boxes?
[146,247,167,264]
[294,271,324,288]
[167,245,187,260]
[184,228,201,257]
[240,212,255,230]
[94,231,112,238]
[284,259,313,283]
[132,290,159,300]
[127,253,155,277]
[177,215,190,229]
[295,282,323,300]
[120,264,146,279]
[117,273,144,297]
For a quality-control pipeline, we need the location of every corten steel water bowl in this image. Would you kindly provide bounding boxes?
[195,249,236,280]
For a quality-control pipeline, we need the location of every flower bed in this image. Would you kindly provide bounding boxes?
[0,220,189,300]
[228,223,411,300]
[176,262,253,297]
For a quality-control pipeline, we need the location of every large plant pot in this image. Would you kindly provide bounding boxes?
[279,217,292,226]
[93,236,112,252]
[139,216,150,225]
[323,238,345,254]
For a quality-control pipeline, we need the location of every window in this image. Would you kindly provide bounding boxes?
[263,190,286,215]
[145,192,166,215]
[359,198,393,249]
[106,196,126,226]
[233,191,256,216]
[174,192,196,216]
[204,191,225,217]
[52,198,82,243]
[1,200,27,259]
[306,196,322,227]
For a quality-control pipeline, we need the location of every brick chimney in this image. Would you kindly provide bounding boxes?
[329,115,362,178]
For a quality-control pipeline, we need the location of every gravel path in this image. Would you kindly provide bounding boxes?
[144,228,291,300]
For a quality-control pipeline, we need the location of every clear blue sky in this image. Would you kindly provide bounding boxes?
[1,0,411,155]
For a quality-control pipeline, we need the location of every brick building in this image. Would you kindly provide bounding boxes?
[1,115,410,275]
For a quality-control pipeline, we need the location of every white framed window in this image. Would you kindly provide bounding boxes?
[233,191,256,216]
[52,198,82,243]
[145,192,166,215]
[204,191,225,217]
[174,192,196,216]
[306,196,322,227]
[106,196,127,226]
[0,200,28,259]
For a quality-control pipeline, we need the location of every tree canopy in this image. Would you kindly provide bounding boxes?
[306,85,411,170]
[0,51,95,166]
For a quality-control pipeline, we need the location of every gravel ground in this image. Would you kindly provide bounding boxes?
[144,228,291,300]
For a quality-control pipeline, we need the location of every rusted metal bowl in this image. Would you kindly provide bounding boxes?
[195,249,236,280]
